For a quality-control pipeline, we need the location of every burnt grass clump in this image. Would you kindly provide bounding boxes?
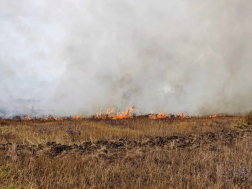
[0,129,249,159]
[1,115,252,188]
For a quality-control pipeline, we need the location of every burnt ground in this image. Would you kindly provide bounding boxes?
[1,127,252,163]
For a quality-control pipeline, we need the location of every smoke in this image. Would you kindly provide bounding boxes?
[1,0,252,116]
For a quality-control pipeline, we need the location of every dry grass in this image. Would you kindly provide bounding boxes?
[0,115,251,188]
[0,116,243,144]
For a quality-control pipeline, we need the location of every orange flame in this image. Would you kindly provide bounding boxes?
[18,107,222,121]
[209,114,217,118]
[149,111,157,119]
[95,105,136,119]
[178,113,187,118]
[149,111,168,119]
[23,115,31,120]
[72,115,80,120]
[51,116,57,121]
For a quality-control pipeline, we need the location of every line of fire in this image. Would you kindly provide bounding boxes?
[0,105,235,121]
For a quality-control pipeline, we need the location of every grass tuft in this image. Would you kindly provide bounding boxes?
[246,110,252,125]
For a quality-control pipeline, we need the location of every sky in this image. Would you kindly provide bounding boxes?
[1,0,252,116]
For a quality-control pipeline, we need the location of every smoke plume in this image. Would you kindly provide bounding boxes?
[1,0,252,116]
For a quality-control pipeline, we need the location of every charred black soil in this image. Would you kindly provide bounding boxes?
[1,127,251,162]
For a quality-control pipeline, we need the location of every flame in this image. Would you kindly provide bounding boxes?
[149,111,168,119]
[23,115,31,120]
[95,105,136,119]
[149,111,157,119]
[72,115,80,120]
[157,111,168,119]
[51,116,57,121]
[209,114,217,118]
[39,116,63,121]
[178,113,187,118]
[16,106,222,121]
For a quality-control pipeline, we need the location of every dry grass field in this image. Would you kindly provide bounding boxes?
[0,113,252,188]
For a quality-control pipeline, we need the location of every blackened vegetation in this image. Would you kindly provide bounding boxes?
[0,121,9,126]
[12,116,22,121]
[1,128,251,161]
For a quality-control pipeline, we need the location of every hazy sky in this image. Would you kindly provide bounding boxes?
[1,0,252,116]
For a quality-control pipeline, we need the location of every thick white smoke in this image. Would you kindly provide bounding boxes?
[1,0,252,116]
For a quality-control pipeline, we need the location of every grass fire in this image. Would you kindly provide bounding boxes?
[1,0,252,188]
[1,108,252,188]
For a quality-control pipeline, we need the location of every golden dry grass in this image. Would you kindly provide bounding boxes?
[0,116,243,144]
[0,115,251,188]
